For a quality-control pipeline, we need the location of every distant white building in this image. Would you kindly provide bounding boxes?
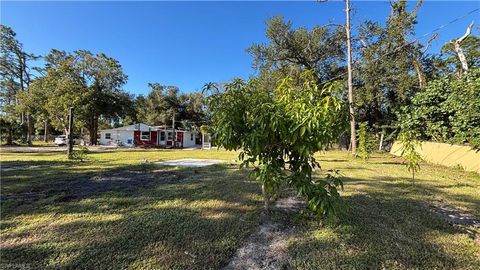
[98,123,198,148]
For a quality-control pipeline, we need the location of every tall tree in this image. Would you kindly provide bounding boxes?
[0,25,38,144]
[248,16,345,86]
[179,92,207,123]
[71,50,129,145]
[136,83,181,126]
[136,83,208,129]
[19,57,86,135]
[356,0,423,133]
[345,0,356,153]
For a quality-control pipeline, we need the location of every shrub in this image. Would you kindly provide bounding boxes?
[398,132,422,183]
[398,68,480,149]
[70,145,90,162]
[356,122,376,160]
[207,70,348,219]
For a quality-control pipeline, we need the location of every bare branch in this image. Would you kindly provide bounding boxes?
[456,21,474,43]
[450,21,474,75]
[421,33,438,54]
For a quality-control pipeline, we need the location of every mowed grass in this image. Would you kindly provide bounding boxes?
[287,151,480,269]
[1,148,479,269]
[1,148,262,269]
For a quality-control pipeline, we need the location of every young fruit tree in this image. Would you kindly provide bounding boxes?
[207,71,347,219]
[356,122,376,160]
[398,132,422,184]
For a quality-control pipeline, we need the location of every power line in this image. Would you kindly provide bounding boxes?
[317,7,479,86]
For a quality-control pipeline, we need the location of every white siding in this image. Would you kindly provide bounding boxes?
[183,131,197,148]
[98,123,153,146]
[99,130,135,146]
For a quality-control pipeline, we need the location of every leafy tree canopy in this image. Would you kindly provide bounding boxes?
[356,0,423,129]
[248,16,345,85]
[136,83,207,129]
[440,35,480,74]
[18,58,87,134]
[207,70,347,218]
[398,68,480,148]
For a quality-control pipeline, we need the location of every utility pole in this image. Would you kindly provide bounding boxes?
[67,107,74,158]
[346,0,356,154]
[172,111,176,148]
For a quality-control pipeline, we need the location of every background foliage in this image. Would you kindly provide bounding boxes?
[398,68,480,148]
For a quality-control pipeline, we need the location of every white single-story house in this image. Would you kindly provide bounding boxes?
[98,123,152,147]
[98,123,198,148]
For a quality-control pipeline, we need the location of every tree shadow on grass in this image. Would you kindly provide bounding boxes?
[371,160,404,165]
[317,159,349,163]
[366,175,480,216]
[287,176,480,269]
[1,162,259,214]
[2,205,260,269]
[1,159,72,169]
[1,163,263,269]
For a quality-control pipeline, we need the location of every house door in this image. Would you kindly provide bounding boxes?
[158,131,166,145]
[176,132,183,148]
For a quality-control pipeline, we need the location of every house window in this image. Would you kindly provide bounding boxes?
[167,132,173,141]
[105,133,111,139]
[141,131,150,141]
[190,133,194,141]
[160,132,165,141]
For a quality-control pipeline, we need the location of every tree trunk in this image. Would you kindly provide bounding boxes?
[89,116,94,145]
[44,119,49,142]
[67,107,74,158]
[451,22,473,76]
[6,126,13,145]
[88,115,99,146]
[80,127,84,145]
[453,42,469,75]
[378,131,384,151]
[413,59,425,89]
[26,113,33,145]
[261,184,270,211]
[94,115,98,145]
[345,0,356,154]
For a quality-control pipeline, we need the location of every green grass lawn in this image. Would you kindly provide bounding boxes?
[287,152,480,269]
[1,148,479,269]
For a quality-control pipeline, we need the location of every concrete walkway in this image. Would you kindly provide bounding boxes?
[155,158,224,167]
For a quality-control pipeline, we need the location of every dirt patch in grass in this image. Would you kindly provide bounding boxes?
[429,202,480,243]
[429,203,480,227]
[155,158,225,167]
[1,164,49,171]
[225,197,304,269]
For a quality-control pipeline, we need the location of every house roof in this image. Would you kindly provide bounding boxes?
[99,123,153,132]
[100,123,197,133]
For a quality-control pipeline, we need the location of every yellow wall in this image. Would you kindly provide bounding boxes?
[390,141,480,173]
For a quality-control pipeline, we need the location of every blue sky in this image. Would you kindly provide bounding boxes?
[1,1,479,96]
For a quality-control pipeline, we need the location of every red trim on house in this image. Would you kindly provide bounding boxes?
[133,130,157,146]
[150,131,157,145]
[175,131,184,148]
[133,129,187,148]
